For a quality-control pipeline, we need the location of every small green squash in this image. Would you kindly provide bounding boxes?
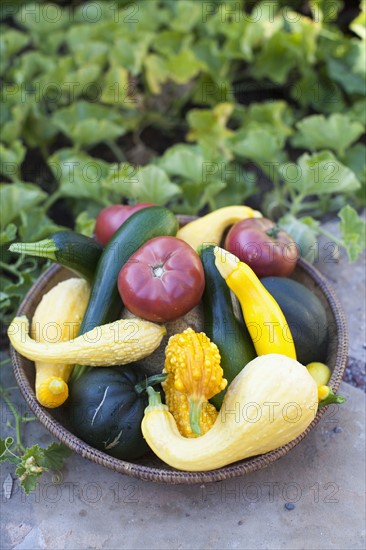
[260,276,329,365]
[69,366,165,460]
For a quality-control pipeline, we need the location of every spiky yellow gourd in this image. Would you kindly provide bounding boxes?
[163,328,227,436]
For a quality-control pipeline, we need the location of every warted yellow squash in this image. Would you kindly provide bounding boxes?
[162,328,227,437]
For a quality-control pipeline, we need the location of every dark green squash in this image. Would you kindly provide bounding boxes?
[69,366,165,460]
[199,245,256,409]
[261,276,329,365]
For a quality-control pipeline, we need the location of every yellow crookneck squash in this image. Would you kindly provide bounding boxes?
[30,277,90,408]
[9,315,166,367]
[142,354,318,471]
[176,205,262,250]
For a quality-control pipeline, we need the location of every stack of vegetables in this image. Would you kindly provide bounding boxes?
[8,204,345,471]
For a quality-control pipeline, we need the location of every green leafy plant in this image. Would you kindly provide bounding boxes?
[1,437,71,494]
[0,360,71,494]
[1,0,365,328]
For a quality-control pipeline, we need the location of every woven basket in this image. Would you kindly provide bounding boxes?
[10,217,348,484]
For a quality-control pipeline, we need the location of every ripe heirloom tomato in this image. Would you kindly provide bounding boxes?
[118,236,205,322]
[225,218,298,277]
[95,203,154,245]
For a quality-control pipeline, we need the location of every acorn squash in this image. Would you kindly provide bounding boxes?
[260,277,329,365]
[69,366,165,460]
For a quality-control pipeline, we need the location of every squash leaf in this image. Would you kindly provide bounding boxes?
[350,3,366,40]
[292,114,364,157]
[326,39,365,95]
[19,208,61,242]
[286,151,361,196]
[0,29,29,74]
[14,443,71,494]
[48,149,110,203]
[75,211,96,238]
[0,223,17,245]
[0,183,47,228]
[187,103,234,160]
[343,144,366,185]
[0,141,26,179]
[102,163,181,205]
[338,205,366,262]
[38,442,72,471]
[52,101,127,149]
[158,144,206,181]
[229,127,285,164]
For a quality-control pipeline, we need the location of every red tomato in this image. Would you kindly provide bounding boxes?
[118,236,205,322]
[225,218,298,277]
[95,203,154,245]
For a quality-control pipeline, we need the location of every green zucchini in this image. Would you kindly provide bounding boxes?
[199,245,256,409]
[70,206,178,384]
[9,231,102,282]
[261,276,329,365]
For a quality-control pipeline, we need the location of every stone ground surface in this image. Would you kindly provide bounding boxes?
[1,218,365,550]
